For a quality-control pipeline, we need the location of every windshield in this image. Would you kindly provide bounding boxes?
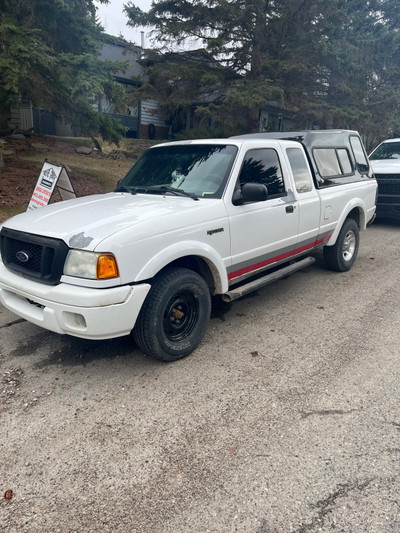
[118,144,238,198]
[370,141,400,160]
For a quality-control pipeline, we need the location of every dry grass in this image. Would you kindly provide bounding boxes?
[19,151,134,191]
[19,137,158,191]
[0,136,158,223]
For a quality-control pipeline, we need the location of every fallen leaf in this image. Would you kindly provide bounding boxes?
[251,351,261,357]
[229,446,237,453]
[317,305,324,310]
[237,313,247,316]
[4,489,13,501]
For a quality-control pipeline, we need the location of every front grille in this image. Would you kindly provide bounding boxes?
[378,182,400,195]
[375,173,400,196]
[7,237,44,273]
[0,227,69,285]
[375,173,400,180]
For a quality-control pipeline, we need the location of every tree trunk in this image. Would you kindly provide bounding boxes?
[0,113,8,171]
[246,107,261,133]
[0,114,11,137]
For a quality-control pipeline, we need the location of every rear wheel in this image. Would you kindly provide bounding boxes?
[133,268,211,361]
[323,218,359,272]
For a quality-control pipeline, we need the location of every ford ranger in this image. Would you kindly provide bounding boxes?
[0,130,377,361]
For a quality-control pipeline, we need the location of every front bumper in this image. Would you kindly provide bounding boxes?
[0,261,150,340]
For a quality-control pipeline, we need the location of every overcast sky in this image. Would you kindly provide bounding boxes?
[96,0,152,46]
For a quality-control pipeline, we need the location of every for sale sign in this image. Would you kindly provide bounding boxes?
[27,161,76,210]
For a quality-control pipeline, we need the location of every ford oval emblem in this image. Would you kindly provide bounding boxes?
[16,251,30,263]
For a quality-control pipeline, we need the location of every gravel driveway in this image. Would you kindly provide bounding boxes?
[1,219,400,533]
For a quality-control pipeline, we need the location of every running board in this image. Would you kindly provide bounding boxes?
[222,256,316,303]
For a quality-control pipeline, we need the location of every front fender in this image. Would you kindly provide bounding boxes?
[326,198,367,246]
[135,240,229,294]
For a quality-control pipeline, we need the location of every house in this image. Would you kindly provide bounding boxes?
[10,38,169,140]
[98,39,169,139]
[259,101,294,132]
[145,49,295,135]
[10,39,293,139]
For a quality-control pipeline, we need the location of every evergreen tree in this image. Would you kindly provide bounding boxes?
[126,0,400,141]
[0,0,127,143]
[125,0,334,133]
[300,0,400,148]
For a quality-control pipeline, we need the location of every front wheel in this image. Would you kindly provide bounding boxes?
[133,268,211,362]
[323,218,359,272]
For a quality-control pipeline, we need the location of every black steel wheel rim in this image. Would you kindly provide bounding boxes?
[163,290,199,341]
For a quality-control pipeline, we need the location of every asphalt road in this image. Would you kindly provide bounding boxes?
[1,219,400,533]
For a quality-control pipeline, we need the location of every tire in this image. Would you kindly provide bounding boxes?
[133,268,211,362]
[323,218,359,272]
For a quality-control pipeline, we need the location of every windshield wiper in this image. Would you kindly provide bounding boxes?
[115,185,137,194]
[146,186,199,201]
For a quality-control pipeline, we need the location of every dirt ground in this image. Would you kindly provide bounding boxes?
[1,222,400,532]
[0,135,105,213]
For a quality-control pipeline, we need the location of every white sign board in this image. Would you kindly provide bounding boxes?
[27,161,76,210]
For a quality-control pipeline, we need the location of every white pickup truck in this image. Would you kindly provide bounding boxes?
[0,130,377,361]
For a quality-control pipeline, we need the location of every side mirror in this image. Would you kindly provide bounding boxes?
[232,183,268,205]
[356,162,371,176]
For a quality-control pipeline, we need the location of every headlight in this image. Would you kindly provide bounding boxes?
[64,250,119,280]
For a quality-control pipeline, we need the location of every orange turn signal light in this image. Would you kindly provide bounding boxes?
[96,254,119,280]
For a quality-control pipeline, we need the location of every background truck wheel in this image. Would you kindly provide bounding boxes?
[323,218,359,272]
[133,268,211,362]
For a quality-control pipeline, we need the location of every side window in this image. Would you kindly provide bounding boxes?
[313,147,353,178]
[350,136,369,172]
[313,148,341,177]
[238,148,286,198]
[286,148,314,193]
[337,149,352,174]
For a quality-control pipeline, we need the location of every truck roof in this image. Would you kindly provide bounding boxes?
[232,130,370,185]
[232,130,360,148]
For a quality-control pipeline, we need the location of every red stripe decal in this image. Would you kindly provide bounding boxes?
[228,234,332,281]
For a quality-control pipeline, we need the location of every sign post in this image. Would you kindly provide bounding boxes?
[27,161,76,211]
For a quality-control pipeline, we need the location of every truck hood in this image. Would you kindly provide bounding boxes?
[370,159,400,174]
[3,193,224,250]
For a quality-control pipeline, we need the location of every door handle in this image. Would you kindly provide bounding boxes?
[286,205,295,213]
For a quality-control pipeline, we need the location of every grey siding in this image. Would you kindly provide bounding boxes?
[10,103,33,130]
[141,100,168,127]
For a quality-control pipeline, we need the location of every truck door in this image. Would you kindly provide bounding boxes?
[226,147,299,285]
[285,147,321,247]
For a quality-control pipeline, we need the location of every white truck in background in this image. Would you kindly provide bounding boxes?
[369,137,400,220]
[0,130,377,361]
